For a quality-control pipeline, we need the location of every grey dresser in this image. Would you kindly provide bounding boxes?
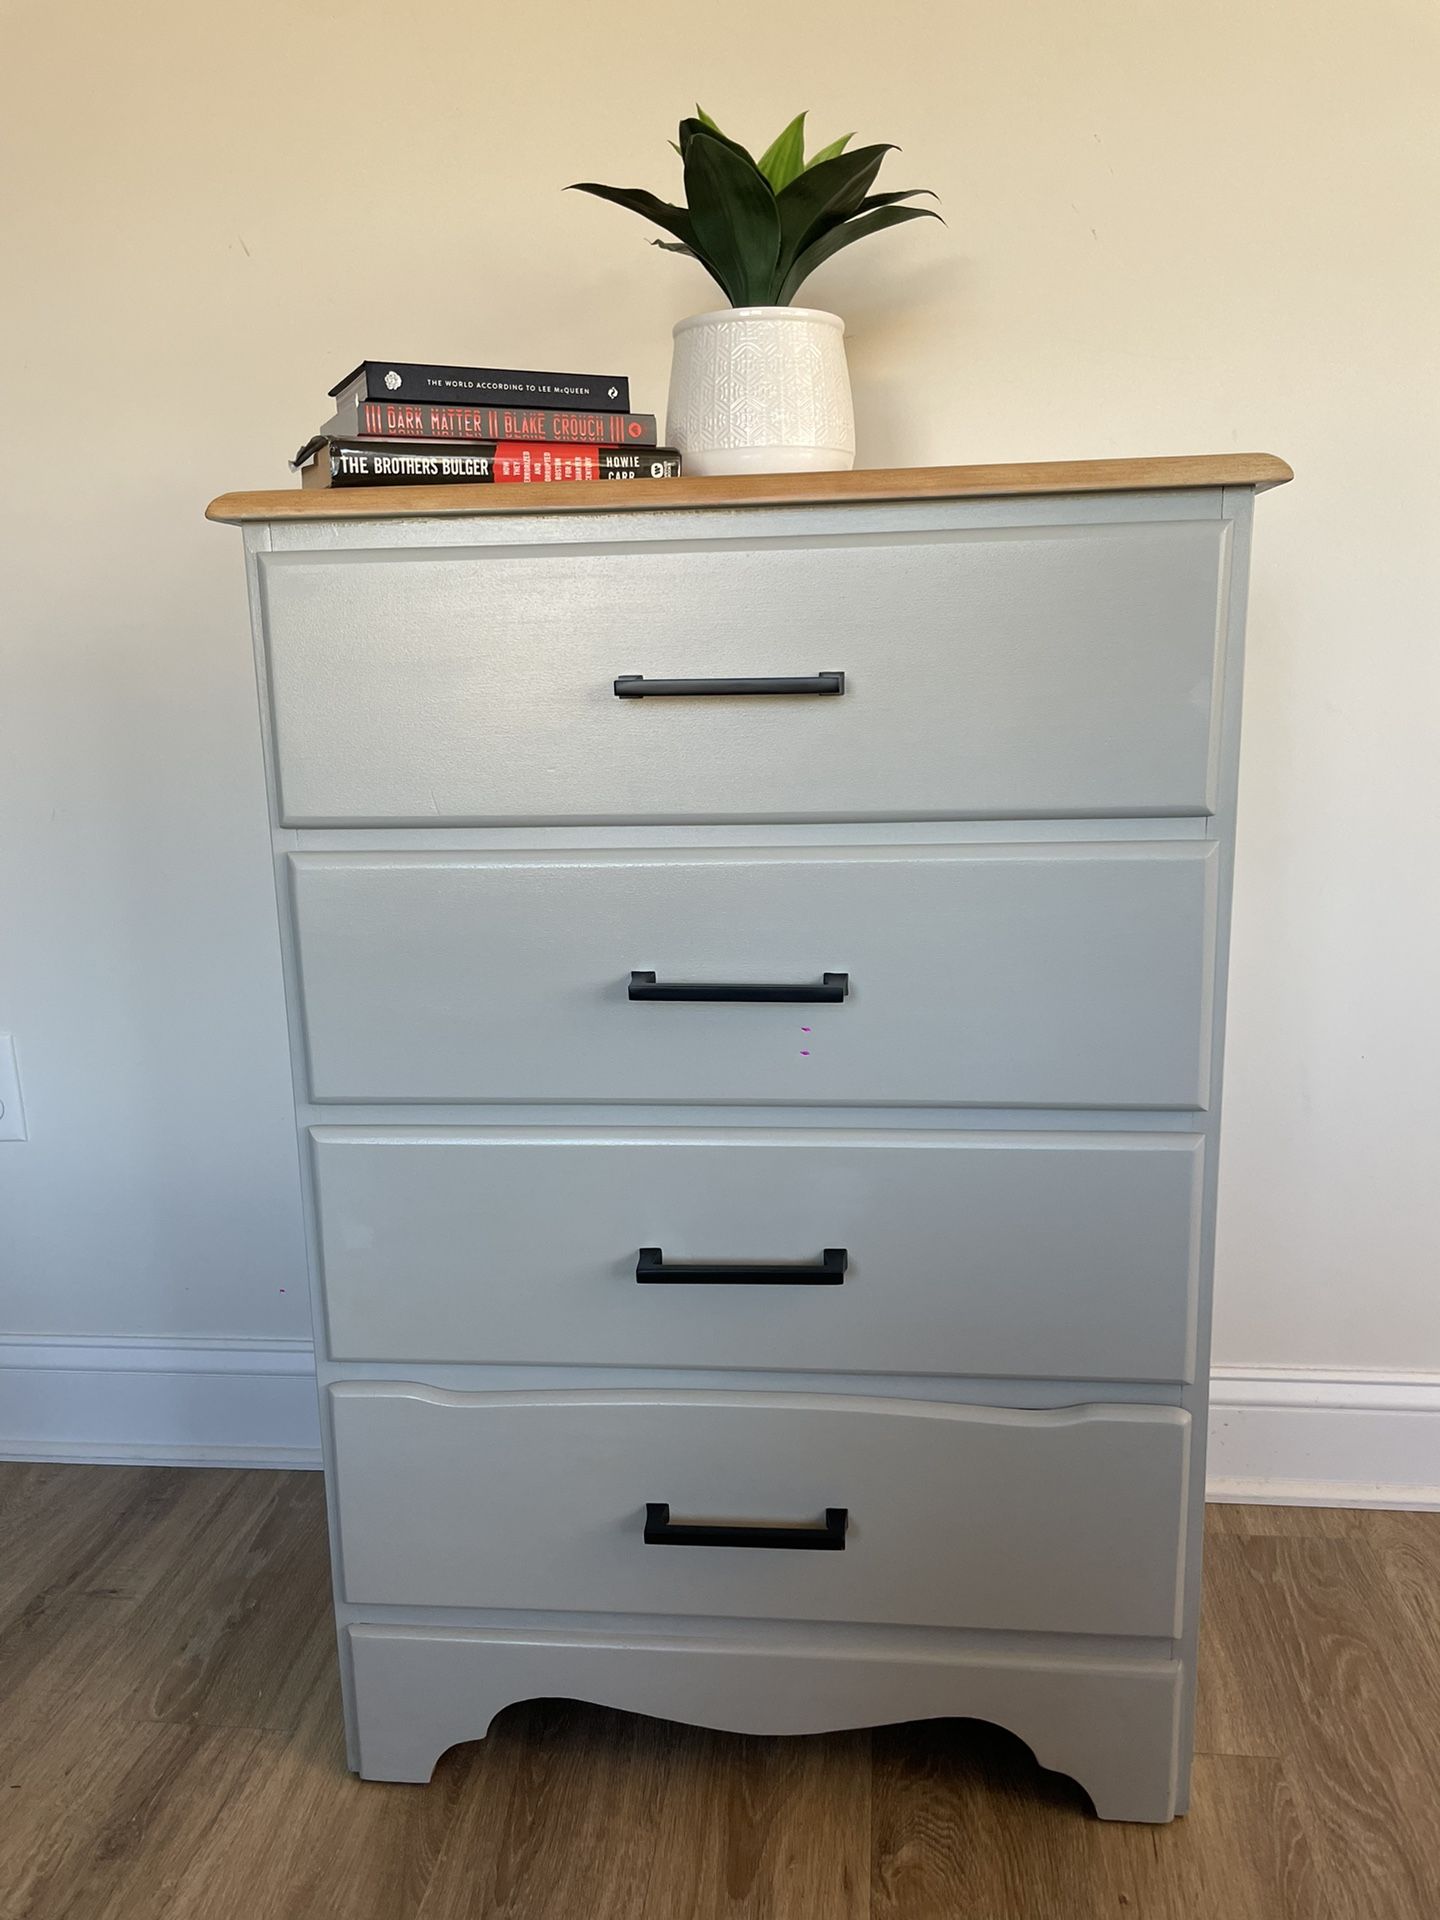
[210,452,1290,1823]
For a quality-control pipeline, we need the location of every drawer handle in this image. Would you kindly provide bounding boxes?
[636,1247,847,1286]
[628,970,848,1004]
[643,1503,849,1551]
[614,672,844,698]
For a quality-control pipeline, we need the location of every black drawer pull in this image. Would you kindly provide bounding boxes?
[614,672,844,698]
[636,1247,847,1286]
[644,1504,848,1551]
[629,970,848,1004]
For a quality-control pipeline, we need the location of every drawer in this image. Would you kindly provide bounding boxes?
[329,1386,1190,1638]
[290,842,1218,1108]
[312,1127,1203,1380]
[258,515,1230,825]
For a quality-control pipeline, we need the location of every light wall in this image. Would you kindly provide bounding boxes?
[2,0,1437,1376]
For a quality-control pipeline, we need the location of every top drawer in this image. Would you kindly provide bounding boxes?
[258,511,1231,826]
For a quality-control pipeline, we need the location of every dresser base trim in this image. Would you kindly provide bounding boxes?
[346,1623,1183,1822]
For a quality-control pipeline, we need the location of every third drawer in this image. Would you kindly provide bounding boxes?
[311,1126,1203,1381]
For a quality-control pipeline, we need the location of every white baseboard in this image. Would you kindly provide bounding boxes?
[0,1335,322,1469]
[1207,1365,1440,1509]
[3,1342,1438,1508]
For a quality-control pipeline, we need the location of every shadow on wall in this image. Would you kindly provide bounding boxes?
[840,253,972,465]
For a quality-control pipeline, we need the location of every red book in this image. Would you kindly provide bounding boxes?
[322,399,658,446]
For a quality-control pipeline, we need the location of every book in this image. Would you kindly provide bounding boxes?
[322,398,658,447]
[293,437,681,489]
[329,361,630,411]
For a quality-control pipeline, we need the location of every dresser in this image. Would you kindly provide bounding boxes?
[209,452,1290,1823]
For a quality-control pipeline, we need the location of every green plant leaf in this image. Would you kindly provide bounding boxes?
[778,203,941,303]
[774,143,896,268]
[683,129,781,304]
[651,238,699,258]
[855,188,937,213]
[757,112,807,191]
[696,105,723,132]
[567,182,697,248]
[678,114,759,169]
[806,132,853,167]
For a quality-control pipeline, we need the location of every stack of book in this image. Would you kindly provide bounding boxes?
[291,360,682,489]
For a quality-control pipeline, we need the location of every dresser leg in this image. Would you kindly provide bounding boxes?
[345,1624,1184,1821]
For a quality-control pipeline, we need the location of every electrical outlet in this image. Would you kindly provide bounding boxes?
[0,1036,27,1140]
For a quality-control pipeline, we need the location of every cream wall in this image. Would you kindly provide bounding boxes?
[2,1,1437,1372]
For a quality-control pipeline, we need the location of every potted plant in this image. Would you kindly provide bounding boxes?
[570,110,940,475]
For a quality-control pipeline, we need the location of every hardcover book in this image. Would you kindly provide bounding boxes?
[323,399,658,447]
[293,437,681,489]
[329,361,631,411]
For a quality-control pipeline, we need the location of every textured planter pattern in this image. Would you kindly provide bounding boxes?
[667,307,855,476]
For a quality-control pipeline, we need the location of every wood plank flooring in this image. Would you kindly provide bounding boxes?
[1,1463,1435,1919]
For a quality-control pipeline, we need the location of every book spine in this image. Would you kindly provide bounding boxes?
[489,444,677,483]
[314,440,681,487]
[342,364,631,409]
[335,401,658,446]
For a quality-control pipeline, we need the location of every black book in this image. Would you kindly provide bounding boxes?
[293,437,680,489]
[329,361,630,411]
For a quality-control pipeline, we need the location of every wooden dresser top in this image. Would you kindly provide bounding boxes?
[206,453,1291,524]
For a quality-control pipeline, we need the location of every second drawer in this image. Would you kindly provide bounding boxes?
[290,841,1218,1108]
[312,1126,1203,1380]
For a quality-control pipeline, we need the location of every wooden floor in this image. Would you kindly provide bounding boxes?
[2,1466,1437,1920]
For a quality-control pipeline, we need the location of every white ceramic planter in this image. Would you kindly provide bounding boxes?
[666,306,855,476]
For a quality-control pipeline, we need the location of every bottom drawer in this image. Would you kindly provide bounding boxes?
[330,1386,1190,1638]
